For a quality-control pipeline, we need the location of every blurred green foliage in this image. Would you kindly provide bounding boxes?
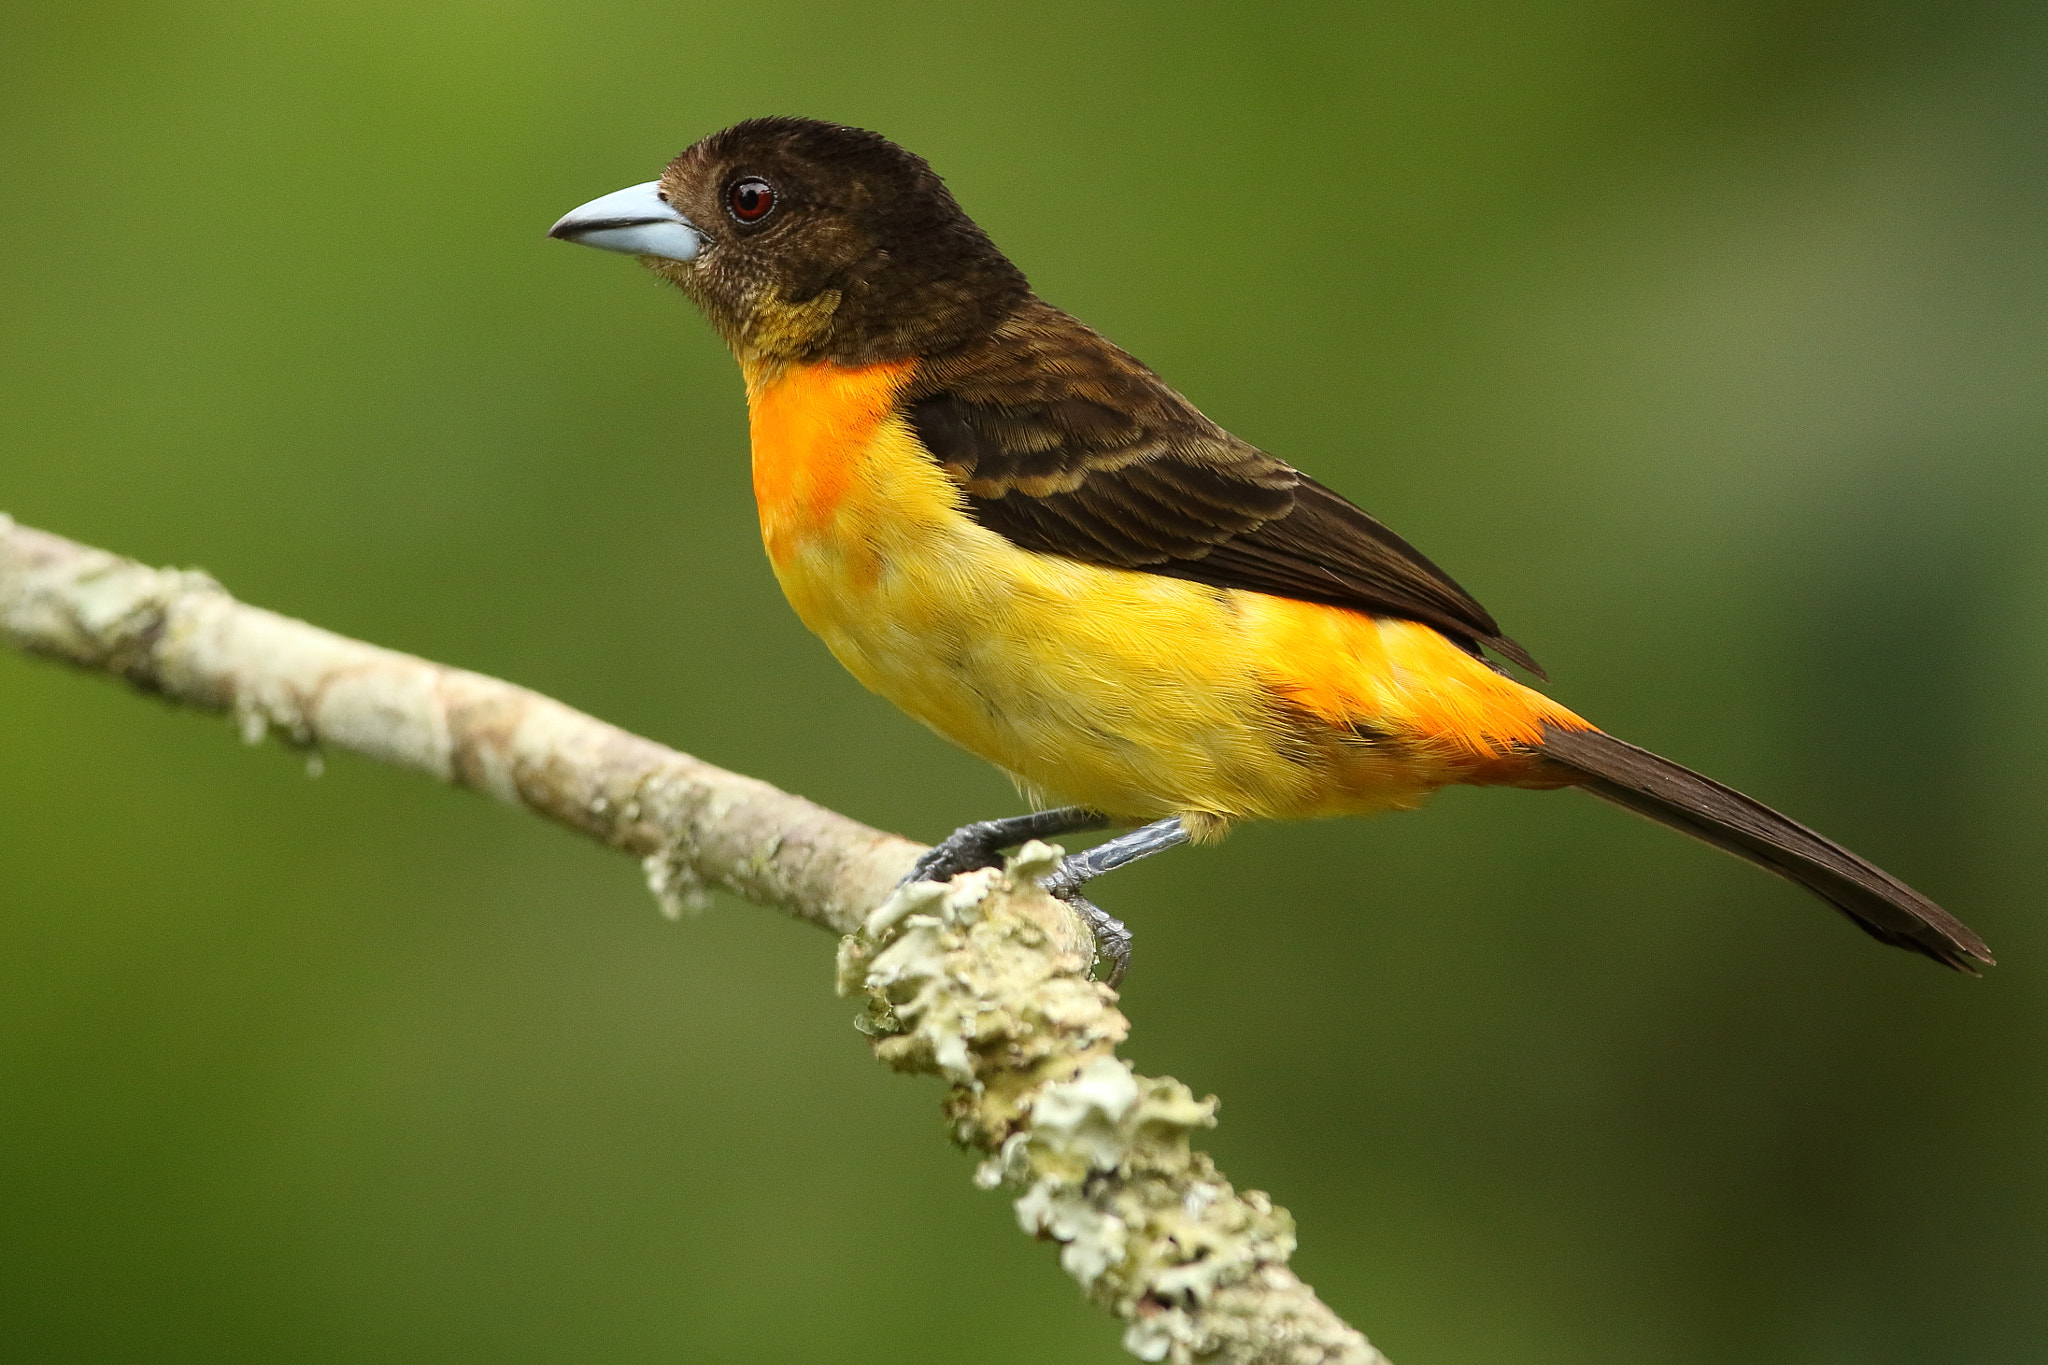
[3,2,2045,1361]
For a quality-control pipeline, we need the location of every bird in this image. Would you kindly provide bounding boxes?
[548,116,1990,984]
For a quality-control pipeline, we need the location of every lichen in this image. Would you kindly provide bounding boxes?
[642,846,712,919]
[834,846,1361,1364]
[233,677,313,749]
[994,1058,1301,1360]
[836,842,1126,1141]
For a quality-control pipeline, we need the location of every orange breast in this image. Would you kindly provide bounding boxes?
[745,357,917,572]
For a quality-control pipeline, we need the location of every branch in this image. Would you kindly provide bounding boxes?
[0,513,1389,1365]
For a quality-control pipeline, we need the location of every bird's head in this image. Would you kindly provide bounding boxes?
[550,117,1031,368]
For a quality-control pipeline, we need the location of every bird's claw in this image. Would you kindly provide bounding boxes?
[895,821,1013,891]
[1036,857,1085,901]
[897,807,1112,892]
[1040,882,1131,988]
[898,809,1131,985]
[1036,851,1131,986]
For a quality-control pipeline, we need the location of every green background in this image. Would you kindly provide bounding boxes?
[3,3,2044,1361]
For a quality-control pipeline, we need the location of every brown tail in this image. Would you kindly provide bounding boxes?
[1538,723,1992,972]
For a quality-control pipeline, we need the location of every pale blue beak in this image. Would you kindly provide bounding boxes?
[548,181,702,262]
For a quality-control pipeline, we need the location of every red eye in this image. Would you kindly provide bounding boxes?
[728,177,775,224]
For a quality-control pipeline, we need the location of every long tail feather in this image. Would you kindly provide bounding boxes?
[1538,723,1993,972]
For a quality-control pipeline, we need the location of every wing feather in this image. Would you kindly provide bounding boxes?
[907,300,1542,675]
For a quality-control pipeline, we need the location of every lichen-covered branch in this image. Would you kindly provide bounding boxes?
[0,513,1388,1365]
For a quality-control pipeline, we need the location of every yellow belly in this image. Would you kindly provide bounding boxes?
[745,359,1575,824]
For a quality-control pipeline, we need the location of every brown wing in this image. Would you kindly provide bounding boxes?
[907,300,1543,676]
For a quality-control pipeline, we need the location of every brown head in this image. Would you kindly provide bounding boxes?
[550,118,1031,367]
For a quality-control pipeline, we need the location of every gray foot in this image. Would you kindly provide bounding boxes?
[1034,816,1192,987]
[1059,891,1132,987]
[899,806,1109,889]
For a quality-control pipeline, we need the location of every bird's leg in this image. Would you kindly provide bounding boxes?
[1034,816,1191,985]
[899,806,1110,888]
[1037,816,1191,899]
[902,811,1182,988]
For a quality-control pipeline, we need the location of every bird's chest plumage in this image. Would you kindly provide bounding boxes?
[746,358,919,588]
[745,358,1023,743]
[746,357,1251,812]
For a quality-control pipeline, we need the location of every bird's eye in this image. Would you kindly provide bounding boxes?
[727,177,776,224]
